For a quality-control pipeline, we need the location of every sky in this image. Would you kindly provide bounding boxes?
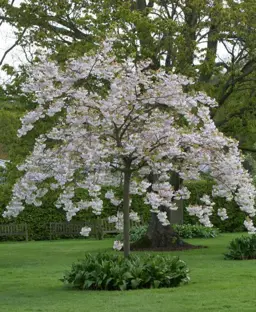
[0,23,25,71]
[0,0,24,83]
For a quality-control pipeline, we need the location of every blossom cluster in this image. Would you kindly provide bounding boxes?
[108,211,140,231]
[186,195,215,227]
[113,240,123,251]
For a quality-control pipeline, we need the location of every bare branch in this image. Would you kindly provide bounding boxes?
[0,28,27,67]
[218,58,256,106]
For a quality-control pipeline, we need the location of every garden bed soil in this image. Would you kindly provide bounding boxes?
[130,242,207,252]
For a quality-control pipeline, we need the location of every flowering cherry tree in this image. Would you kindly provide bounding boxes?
[3,38,256,257]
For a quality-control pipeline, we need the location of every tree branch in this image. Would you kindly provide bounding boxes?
[0,28,27,67]
[239,146,256,153]
[218,58,256,106]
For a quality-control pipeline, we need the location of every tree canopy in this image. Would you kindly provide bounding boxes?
[3,38,256,256]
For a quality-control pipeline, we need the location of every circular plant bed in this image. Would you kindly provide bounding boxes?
[62,253,190,290]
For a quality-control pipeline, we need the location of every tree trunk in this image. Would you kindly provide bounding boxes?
[147,207,183,248]
[123,169,131,257]
[169,171,184,225]
[131,172,185,250]
[131,205,185,250]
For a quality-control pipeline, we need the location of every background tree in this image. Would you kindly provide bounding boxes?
[2,1,256,154]
[1,1,256,166]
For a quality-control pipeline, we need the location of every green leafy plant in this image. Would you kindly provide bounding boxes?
[173,224,220,239]
[62,253,189,290]
[0,180,150,241]
[115,224,219,243]
[115,225,147,242]
[184,180,247,232]
[224,235,256,260]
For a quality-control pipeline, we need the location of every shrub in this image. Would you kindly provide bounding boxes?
[1,175,251,240]
[224,235,256,260]
[115,224,219,243]
[184,180,247,232]
[62,253,189,290]
[173,224,220,239]
[115,225,147,242]
[0,181,150,241]
[0,177,250,240]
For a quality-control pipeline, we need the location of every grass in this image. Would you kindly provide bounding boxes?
[1,233,256,312]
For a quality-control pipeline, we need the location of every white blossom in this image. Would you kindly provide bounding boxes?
[244,219,256,234]
[108,215,118,223]
[157,212,170,226]
[187,204,213,227]
[129,211,140,222]
[113,240,123,251]
[80,226,91,237]
[217,208,228,221]
[105,190,115,199]
[108,211,140,231]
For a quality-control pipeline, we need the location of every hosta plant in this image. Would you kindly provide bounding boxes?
[115,225,148,242]
[62,253,189,290]
[225,235,256,260]
[173,224,220,239]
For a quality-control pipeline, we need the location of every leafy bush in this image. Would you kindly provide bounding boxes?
[0,177,149,240]
[1,175,252,240]
[184,180,247,232]
[224,235,256,260]
[115,224,219,243]
[173,224,220,239]
[0,177,251,241]
[115,225,147,242]
[62,253,189,290]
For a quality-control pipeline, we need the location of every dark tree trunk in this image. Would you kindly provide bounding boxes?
[131,206,185,250]
[131,172,186,250]
[123,169,131,258]
[169,171,184,225]
[147,208,183,248]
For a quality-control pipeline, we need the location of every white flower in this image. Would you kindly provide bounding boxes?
[113,240,123,251]
[108,215,118,223]
[105,190,115,199]
[129,211,140,222]
[244,219,256,234]
[110,198,122,206]
[200,195,214,206]
[217,208,228,221]
[80,226,91,237]
[157,211,170,226]
[186,205,213,227]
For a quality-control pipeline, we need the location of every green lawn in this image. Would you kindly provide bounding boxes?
[1,233,256,312]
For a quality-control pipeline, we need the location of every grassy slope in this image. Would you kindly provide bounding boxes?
[0,233,256,312]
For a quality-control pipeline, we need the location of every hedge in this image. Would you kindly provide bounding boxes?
[0,183,151,240]
[184,180,247,232]
[0,178,250,240]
